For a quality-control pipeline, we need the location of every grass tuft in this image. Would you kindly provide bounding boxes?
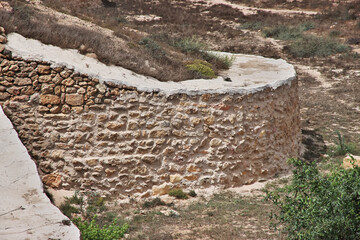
[168,189,188,199]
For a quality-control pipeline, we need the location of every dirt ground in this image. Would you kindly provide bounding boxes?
[2,0,360,239]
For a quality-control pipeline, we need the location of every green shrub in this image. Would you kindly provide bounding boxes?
[188,190,197,197]
[60,201,80,218]
[143,197,166,208]
[265,158,360,239]
[173,37,205,53]
[288,35,349,57]
[168,189,188,199]
[203,53,235,70]
[186,59,216,78]
[73,216,128,240]
[139,37,166,58]
[263,25,304,40]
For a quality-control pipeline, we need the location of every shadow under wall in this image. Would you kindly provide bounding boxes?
[300,129,327,162]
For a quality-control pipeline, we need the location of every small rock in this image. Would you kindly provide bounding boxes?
[343,154,360,169]
[160,209,180,217]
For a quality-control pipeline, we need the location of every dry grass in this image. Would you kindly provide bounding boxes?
[121,193,279,240]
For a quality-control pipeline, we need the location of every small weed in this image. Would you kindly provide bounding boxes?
[188,190,197,197]
[328,131,360,157]
[328,30,341,37]
[168,189,188,199]
[186,60,216,79]
[142,198,166,208]
[299,21,316,31]
[206,211,215,217]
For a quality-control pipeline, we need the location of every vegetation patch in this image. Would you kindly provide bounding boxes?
[139,37,166,59]
[173,37,205,54]
[287,35,349,58]
[327,131,360,157]
[142,197,167,208]
[266,158,360,239]
[73,216,128,240]
[168,189,189,199]
[186,60,216,79]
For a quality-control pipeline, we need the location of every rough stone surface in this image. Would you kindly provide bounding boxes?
[0,106,80,239]
[0,32,300,199]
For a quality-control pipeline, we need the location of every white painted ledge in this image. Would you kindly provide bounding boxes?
[5,33,296,96]
[0,106,80,240]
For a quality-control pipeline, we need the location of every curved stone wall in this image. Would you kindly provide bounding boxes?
[0,30,300,198]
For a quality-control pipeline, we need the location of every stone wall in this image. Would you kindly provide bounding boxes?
[0,28,300,198]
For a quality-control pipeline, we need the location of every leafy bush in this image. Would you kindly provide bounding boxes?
[168,189,188,199]
[186,60,216,78]
[266,158,360,239]
[73,216,128,240]
[288,35,349,57]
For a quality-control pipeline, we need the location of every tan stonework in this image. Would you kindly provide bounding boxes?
[0,31,300,199]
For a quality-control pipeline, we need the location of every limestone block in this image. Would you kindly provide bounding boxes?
[187,164,202,173]
[128,121,139,130]
[50,150,64,161]
[39,75,52,83]
[204,116,215,125]
[40,94,60,105]
[14,78,31,86]
[37,65,50,74]
[209,138,222,147]
[141,155,157,164]
[0,92,10,100]
[86,159,98,167]
[106,121,125,130]
[170,174,182,183]
[65,94,84,106]
[152,183,172,196]
[42,173,62,188]
[184,175,199,181]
